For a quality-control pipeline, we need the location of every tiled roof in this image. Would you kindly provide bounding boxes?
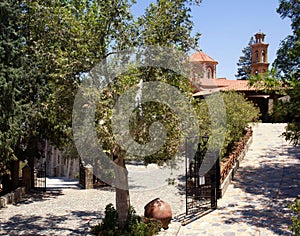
[213,78,256,91]
[189,51,218,64]
[192,78,258,97]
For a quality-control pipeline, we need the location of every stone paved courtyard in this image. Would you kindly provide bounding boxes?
[178,123,300,236]
[0,123,299,235]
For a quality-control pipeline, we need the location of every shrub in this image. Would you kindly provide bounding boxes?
[91,204,162,236]
[288,199,300,236]
[196,91,260,159]
[222,91,260,157]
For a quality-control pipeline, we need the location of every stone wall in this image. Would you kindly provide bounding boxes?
[219,128,253,197]
[0,187,26,208]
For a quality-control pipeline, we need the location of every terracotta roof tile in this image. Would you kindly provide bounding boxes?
[193,78,259,96]
[214,79,256,91]
[189,51,218,64]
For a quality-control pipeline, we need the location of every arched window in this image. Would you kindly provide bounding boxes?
[262,50,265,62]
[255,51,259,62]
[207,68,212,79]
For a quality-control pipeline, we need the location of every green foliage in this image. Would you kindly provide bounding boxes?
[274,0,299,80]
[100,203,119,232]
[222,92,260,154]
[197,92,260,159]
[75,1,201,227]
[91,204,162,236]
[94,66,195,166]
[0,0,29,171]
[279,80,300,145]
[273,0,299,79]
[19,0,136,149]
[136,0,200,51]
[288,199,300,236]
[272,0,300,145]
[248,68,285,94]
[94,0,202,166]
[235,37,255,80]
[273,34,300,81]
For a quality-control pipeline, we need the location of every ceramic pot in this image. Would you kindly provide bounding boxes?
[144,198,172,229]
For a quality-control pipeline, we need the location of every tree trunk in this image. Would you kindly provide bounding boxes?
[66,159,71,179]
[11,159,20,190]
[112,145,130,229]
[28,156,35,190]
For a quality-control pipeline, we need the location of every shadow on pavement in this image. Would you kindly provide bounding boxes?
[0,210,102,235]
[13,190,64,206]
[175,174,186,196]
[222,145,300,235]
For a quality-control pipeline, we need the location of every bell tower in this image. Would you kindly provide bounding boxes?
[251,32,269,75]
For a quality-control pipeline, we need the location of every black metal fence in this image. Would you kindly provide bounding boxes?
[34,162,46,192]
[185,136,220,217]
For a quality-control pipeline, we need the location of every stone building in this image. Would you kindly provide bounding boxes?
[251,32,269,75]
[42,140,79,179]
[189,51,218,87]
[191,32,281,122]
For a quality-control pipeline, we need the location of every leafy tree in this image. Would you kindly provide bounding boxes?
[235,37,255,80]
[272,0,300,145]
[0,0,136,191]
[19,0,135,149]
[136,0,200,51]
[85,53,197,229]
[273,0,300,80]
[78,0,201,228]
[278,80,300,145]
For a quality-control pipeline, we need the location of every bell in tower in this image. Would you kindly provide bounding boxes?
[251,32,269,75]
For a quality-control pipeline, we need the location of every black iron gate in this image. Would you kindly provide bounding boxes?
[185,135,220,217]
[34,162,46,191]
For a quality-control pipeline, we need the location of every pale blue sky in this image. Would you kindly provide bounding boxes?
[131,0,292,79]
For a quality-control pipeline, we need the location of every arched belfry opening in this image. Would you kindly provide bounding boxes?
[251,32,269,75]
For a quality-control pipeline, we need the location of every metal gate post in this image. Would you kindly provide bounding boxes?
[43,162,46,192]
[210,167,217,209]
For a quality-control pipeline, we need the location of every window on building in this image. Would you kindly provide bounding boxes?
[262,50,265,62]
[255,51,259,62]
[207,68,212,79]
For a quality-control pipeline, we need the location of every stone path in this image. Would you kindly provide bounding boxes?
[0,123,299,235]
[178,123,300,235]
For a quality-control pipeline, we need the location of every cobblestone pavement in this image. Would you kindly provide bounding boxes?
[0,123,299,235]
[0,154,186,234]
[0,178,186,235]
[178,123,300,236]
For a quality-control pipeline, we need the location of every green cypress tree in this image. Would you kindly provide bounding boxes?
[0,0,25,173]
[235,37,255,80]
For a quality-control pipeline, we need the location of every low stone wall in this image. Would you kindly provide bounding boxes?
[219,128,253,198]
[0,187,26,208]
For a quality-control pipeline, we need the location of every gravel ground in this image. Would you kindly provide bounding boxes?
[0,162,187,235]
